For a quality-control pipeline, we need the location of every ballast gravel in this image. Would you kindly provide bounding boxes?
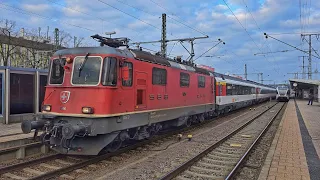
[231,103,286,180]
[74,103,275,180]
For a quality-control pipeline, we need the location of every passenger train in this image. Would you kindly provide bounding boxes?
[21,35,276,155]
[276,86,290,102]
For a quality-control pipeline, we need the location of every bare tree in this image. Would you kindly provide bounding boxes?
[0,19,18,66]
[21,29,52,69]
[73,36,85,47]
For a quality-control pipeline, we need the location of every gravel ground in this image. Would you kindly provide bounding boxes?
[231,103,286,180]
[71,102,276,180]
[174,103,284,180]
[0,151,57,168]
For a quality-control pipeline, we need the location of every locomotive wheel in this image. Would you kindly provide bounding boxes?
[106,137,123,153]
[198,114,205,123]
[185,118,192,127]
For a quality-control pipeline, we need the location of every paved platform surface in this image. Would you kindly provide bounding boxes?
[259,100,320,180]
[0,123,33,144]
[296,100,320,159]
[0,123,23,136]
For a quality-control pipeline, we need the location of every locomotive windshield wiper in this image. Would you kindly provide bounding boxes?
[78,53,90,77]
[58,54,65,68]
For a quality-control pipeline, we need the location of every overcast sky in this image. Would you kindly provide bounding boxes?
[1,0,320,84]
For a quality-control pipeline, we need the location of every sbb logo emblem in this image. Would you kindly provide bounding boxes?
[60,91,70,104]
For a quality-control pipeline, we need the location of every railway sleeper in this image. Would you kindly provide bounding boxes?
[3,173,27,180]
[215,146,246,152]
[182,170,224,179]
[201,157,237,166]
[206,153,239,161]
[209,151,240,158]
[196,161,234,171]
[213,148,244,155]
[189,166,228,175]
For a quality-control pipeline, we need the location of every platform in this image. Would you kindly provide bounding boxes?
[259,100,320,180]
[0,123,34,149]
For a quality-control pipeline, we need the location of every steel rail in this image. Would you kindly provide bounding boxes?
[0,142,42,155]
[0,154,62,174]
[159,102,281,180]
[0,101,271,179]
[0,132,23,138]
[29,103,273,180]
[225,102,286,179]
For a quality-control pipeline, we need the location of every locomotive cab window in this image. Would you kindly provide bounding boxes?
[102,57,118,86]
[180,72,190,87]
[50,58,66,84]
[198,76,205,88]
[72,56,102,85]
[152,67,167,85]
[122,61,133,87]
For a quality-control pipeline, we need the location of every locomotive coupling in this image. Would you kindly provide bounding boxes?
[21,120,45,134]
[61,123,89,139]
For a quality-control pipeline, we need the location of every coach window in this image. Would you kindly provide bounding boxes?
[198,76,205,88]
[226,84,233,95]
[180,72,190,87]
[152,67,167,85]
[122,61,133,86]
[50,58,65,84]
[102,57,117,86]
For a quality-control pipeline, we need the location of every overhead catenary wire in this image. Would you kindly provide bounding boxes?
[240,0,282,74]
[97,0,190,42]
[268,31,320,35]
[253,49,302,55]
[46,0,143,39]
[148,0,208,37]
[112,0,182,41]
[0,3,96,32]
[115,0,157,17]
[97,0,161,31]
[222,0,281,74]
[265,33,320,59]
[194,41,224,60]
[299,0,302,33]
[303,38,320,58]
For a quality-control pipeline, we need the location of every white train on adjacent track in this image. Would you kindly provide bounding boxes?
[214,72,277,113]
[276,86,290,102]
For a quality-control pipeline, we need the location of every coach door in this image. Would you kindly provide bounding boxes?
[135,72,147,110]
[211,77,216,104]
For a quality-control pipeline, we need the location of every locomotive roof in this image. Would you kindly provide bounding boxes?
[53,46,135,59]
[53,46,210,75]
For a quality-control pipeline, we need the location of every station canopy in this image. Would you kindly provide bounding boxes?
[289,79,320,89]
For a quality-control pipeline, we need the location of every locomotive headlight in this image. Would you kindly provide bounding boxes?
[42,105,51,112]
[82,107,94,114]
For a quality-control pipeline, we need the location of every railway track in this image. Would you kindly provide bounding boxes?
[160,102,285,180]
[0,102,274,180]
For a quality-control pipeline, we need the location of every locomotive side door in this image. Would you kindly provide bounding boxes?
[135,72,147,110]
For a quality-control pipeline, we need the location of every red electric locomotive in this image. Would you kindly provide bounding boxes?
[21,35,216,155]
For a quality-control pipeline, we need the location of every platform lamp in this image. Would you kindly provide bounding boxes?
[105,31,116,38]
